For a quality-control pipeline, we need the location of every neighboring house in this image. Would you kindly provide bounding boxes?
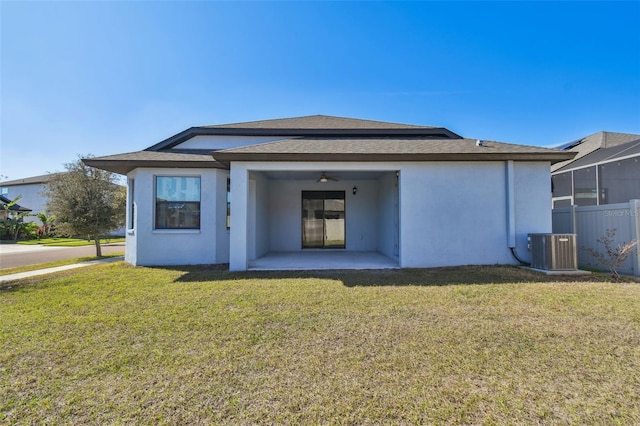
[84,115,573,271]
[0,173,61,223]
[0,194,32,220]
[551,131,640,208]
[0,172,126,236]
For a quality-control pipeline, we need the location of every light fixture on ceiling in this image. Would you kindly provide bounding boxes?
[353,186,358,195]
[317,172,339,183]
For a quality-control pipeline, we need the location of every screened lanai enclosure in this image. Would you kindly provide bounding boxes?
[552,156,640,208]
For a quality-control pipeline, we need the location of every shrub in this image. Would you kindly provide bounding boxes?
[584,228,638,281]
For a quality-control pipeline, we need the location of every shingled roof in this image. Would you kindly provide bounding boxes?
[202,115,436,130]
[211,137,574,164]
[83,151,226,175]
[0,173,64,187]
[83,115,575,174]
[554,138,640,172]
[144,115,460,151]
[551,131,640,172]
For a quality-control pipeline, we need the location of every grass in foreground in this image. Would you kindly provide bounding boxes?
[0,253,124,276]
[16,237,125,247]
[1,264,639,424]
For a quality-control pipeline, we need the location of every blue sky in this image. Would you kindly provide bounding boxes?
[1,1,639,180]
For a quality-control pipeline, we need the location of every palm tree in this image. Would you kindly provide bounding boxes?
[37,211,56,237]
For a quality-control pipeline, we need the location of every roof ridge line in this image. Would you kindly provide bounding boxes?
[200,114,437,129]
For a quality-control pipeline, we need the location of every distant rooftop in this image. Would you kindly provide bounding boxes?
[0,172,64,187]
[554,138,640,172]
[551,131,640,172]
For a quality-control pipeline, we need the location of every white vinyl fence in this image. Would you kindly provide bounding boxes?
[552,200,640,276]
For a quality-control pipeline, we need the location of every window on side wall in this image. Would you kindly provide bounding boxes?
[155,176,201,229]
[129,178,135,229]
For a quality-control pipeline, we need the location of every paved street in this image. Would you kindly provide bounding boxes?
[0,243,125,269]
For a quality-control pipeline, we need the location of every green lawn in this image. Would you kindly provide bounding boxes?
[15,237,125,247]
[1,264,639,424]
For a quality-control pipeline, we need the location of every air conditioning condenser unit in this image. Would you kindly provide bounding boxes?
[528,233,578,271]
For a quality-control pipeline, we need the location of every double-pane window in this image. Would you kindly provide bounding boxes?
[155,176,201,229]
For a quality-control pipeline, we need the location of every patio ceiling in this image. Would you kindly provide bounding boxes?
[257,170,392,180]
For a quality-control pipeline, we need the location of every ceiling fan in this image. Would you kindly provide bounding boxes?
[317,172,340,183]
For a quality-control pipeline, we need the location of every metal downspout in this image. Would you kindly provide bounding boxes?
[506,160,530,265]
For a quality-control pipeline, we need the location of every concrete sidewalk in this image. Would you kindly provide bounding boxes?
[0,256,124,283]
[0,243,125,269]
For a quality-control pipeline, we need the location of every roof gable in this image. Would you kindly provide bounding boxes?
[145,115,461,151]
[202,115,436,130]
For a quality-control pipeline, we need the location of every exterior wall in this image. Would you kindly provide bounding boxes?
[398,161,551,268]
[377,172,398,259]
[267,180,299,252]
[225,160,553,271]
[399,162,511,267]
[214,170,230,264]
[266,178,379,253]
[175,135,289,150]
[126,167,224,266]
[1,183,48,223]
[125,173,138,265]
[513,162,553,263]
[248,172,270,260]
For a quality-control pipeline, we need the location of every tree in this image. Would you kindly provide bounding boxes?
[44,155,126,256]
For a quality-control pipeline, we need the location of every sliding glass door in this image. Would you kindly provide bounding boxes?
[302,191,345,249]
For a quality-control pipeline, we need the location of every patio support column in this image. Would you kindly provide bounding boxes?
[229,164,249,271]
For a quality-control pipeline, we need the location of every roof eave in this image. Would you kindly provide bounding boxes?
[82,158,227,175]
[212,152,576,166]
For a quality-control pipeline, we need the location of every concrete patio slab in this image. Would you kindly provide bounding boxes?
[520,266,592,276]
[248,251,399,271]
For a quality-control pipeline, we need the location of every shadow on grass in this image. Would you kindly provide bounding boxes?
[1,264,620,294]
[156,264,615,287]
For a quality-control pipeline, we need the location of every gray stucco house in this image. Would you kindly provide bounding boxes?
[84,115,573,270]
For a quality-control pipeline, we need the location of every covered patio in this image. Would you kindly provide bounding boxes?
[230,165,401,271]
[248,251,399,271]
